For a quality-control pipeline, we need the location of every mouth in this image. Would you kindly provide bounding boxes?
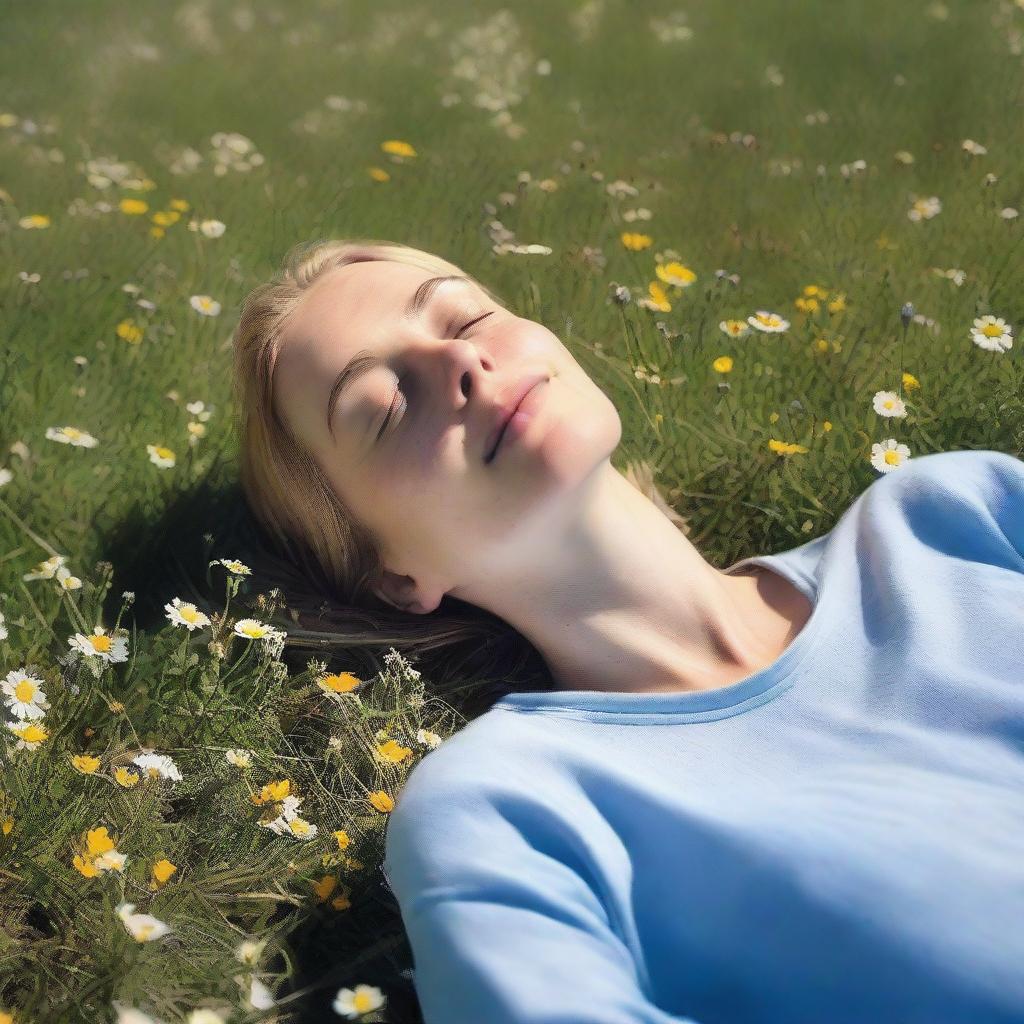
[484,374,548,464]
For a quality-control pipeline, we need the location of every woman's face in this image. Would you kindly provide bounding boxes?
[272,259,621,611]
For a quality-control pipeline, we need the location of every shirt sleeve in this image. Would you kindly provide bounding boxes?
[383,774,704,1024]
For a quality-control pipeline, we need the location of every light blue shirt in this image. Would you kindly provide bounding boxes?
[383,449,1024,1023]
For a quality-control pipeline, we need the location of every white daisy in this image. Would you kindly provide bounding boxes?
[961,138,987,156]
[719,319,751,338]
[132,751,183,782]
[187,1011,226,1024]
[7,720,49,750]
[999,207,1019,220]
[907,195,941,221]
[116,902,172,942]
[199,219,226,238]
[164,597,211,631]
[872,391,907,418]
[69,625,129,663]
[969,315,1013,353]
[233,617,285,642]
[189,294,222,317]
[333,984,386,1019]
[113,1004,163,1024]
[45,425,99,447]
[185,400,213,422]
[0,467,12,487]
[146,444,176,469]
[247,977,276,1011]
[417,727,443,749]
[235,938,267,966]
[93,848,128,872]
[747,310,790,333]
[871,439,912,473]
[2,668,50,720]
[225,748,253,768]
[56,565,83,591]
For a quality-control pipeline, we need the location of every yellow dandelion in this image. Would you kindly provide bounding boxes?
[2,817,13,836]
[712,356,733,373]
[645,281,671,312]
[169,198,190,211]
[376,739,413,764]
[620,232,653,251]
[150,858,177,890]
[827,294,847,314]
[313,874,338,901]
[902,372,920,392]
[256,779,291,804]
[380,139,417,158]
[655,261,697,288]
[19,214,51,229]
[367,167,391,182]
[151,210,181,227]
[768,439,809,455]
[73,853,99,878]
[333,829,351,851]
[115,766,140,788]
[116,319,144,344]
[794,296,820,314]
[822,421,833,432]
[368,790,395,813]
[317,672,360,695]
[119,198,149,215]
[71,753,101,774]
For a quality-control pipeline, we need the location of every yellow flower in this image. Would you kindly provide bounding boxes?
[108,700,125,713]
[18,214,51,229]
[73,853,99,878]
[116,319,144,344]
[768,439,809,455]
[71,753,101,774]
[822,421,833,432]
[333,829,351,851]
[902,372,920,392]
[331,891,352,911]
[368,790,394,813]
[150,858,177,889]
[827,293,847,314]
[151,210,180,227]
[655,261,697,288]
[149,226,165,239]
[0,1008,13,1024]
[645,281,671,312]
[10,723,48,747]
[376,739,413,764]
[712,356,733,373]
[620,232,653,251]
[380,139,417,158]
[367,167,391,182]
[119,198,149,215]
[2,818,12,836]
[317,672,360,695]
[794,296,819,313]
[115,766,140,788]
[313,874,338,901]
[87,827,116,856]
[169,198,190,211]
[255,779,291,804]
[801,284,829,298]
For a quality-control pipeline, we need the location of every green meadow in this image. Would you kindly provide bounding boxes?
[1,0,1022,1021]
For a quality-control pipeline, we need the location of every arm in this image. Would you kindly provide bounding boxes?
[383,780,704,1024]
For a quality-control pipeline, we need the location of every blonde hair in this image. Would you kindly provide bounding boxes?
[231,238,688,717]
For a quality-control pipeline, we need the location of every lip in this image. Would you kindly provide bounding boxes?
[484,373,549,464]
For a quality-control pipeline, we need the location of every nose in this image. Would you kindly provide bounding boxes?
[410,334,492,412]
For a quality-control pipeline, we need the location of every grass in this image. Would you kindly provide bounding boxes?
[1,0,1023,1021]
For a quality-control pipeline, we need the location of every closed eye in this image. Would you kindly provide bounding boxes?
[374,310,495,444]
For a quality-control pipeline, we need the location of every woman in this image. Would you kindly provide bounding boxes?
[232,238,1024,1023]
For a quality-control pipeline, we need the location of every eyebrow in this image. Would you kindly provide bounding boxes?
[325,275,473,442]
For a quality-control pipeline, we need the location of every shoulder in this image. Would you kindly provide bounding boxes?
[867,448,1022,507]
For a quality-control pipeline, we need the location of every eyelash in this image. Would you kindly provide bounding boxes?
[374,311,493,444]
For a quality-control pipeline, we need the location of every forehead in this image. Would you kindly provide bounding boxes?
[272,261,431,434]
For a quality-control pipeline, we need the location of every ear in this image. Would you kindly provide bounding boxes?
[372,568,445,615]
